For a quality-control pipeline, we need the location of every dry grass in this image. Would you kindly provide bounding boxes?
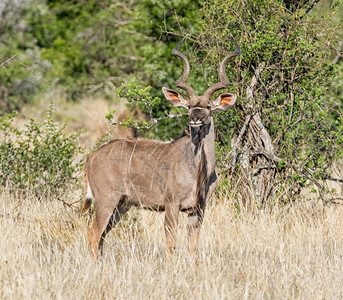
[1,190,343,300]
[14,96,127,149]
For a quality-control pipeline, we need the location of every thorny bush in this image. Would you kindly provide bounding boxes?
[0,104,83,198]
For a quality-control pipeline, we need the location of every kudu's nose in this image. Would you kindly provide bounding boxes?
[189,116,203,127]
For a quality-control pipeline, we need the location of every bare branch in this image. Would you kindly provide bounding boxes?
[252,164,278,176]
[250,150,281,163]
[229,113,251,167]
[331,41,342,64]
[246,62,265,105]
[317,175,343,183]
[229,62,265,168]
[13,58,52,86]
[0,53,17,67]
[109,112,188,131]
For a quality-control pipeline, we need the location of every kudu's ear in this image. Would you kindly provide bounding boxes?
[211,93,237,111]
[162,87,189,107]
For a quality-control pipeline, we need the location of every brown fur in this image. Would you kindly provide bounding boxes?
[116,108,143,139]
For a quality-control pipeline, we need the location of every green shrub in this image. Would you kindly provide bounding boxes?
[0,104,84,197]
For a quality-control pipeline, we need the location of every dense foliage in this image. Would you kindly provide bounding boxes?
[0,0,200,113]
[0,105,83,197]
[191,0,343,205]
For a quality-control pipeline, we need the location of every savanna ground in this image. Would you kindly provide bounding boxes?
[2,187,343,299]
[1,98,343,299]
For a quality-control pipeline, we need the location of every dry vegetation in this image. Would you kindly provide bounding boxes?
[13,96,128,149]
[1,188,343,299]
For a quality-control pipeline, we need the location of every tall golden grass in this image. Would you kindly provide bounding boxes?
[1,188,343,299]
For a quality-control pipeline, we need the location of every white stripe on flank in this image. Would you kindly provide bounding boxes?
[128,141,139,200]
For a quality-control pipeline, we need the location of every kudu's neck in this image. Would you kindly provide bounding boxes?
[190,116,216,175]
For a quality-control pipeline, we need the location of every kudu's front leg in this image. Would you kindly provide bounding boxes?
[164,202,180,257]
[187,208,204,253]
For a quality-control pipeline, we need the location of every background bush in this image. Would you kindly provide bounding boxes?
[0,104,83,197]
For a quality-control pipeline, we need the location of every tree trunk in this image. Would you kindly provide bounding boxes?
[229,63,280,209]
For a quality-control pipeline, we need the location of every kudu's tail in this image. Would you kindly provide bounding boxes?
[81,169,94,214]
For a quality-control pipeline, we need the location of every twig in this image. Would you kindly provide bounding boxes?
[229,113,251,167]
[246,62,265,105]
[318,175,343,183]
[327,198,343,203]
[1,187,29,192]
[1,54,51,86]
[288,90,294,123]
[56,197,79,208]
[13,59,52,86]
[0,53,17,67]
[331,41,342,64]
[250,150,281,162]
[252,164,278,176]
[33,177,78,191]
[109,113,188,131]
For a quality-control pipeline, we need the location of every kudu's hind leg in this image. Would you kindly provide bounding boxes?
[187,209,204,253]
[89,199,130,259]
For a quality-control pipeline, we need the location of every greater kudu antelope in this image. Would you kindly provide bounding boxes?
[82,37,241,259]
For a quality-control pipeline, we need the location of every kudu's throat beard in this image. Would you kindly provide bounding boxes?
[190,121,211,155]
